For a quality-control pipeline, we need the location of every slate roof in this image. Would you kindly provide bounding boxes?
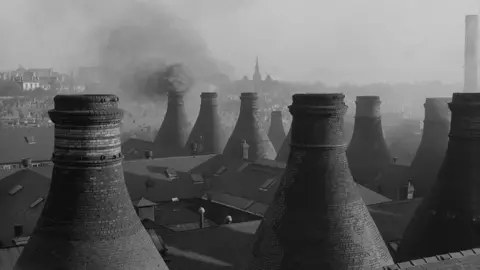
[368,248,480,270]
[368,198,422,243]
[0,167,52,246]
[0,155,222,245]
[209,158,391,207]
[121,138,155,161]
[376,164,411,200]
[123,154,222,202]
[162,220,260,270]
[0,127,54,163]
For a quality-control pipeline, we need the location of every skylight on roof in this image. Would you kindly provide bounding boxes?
[191,173,204,184]
[164,168,179,181]
[259,177,278,191]
[214,166,227,176]
[236,162,250,172]
[9,185,23,195]
[29,197,44,208]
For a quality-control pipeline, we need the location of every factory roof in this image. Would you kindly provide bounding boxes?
[368,248,480,270]
[162,220,260,270]
[0,154,222,244]
[209,158,392,208]
[0,127,54,163]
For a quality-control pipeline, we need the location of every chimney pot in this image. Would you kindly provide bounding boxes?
[199,207,206,229]
[241,140,249,160]
[225,215,233,224]
[22,158,32,168]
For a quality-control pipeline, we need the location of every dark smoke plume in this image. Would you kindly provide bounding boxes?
[94,0,223,102]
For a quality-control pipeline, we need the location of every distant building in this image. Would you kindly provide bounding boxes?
[1,66,74,91]
[236,57,278,93]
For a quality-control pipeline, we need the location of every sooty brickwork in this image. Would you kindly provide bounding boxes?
[247,94,393,270]
[347,96,392,188]
[154,91,191,158]
[186,92,227,155]
[275,127,290,163]
[397,93,480,262]
[267,110,286,153]
[223,92,276,161]
[14,95,169,270]
[409,97,451,197]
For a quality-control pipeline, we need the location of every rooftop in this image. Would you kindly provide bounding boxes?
[368,248,480,270]
[0,154,223,245]
[0,127,54,163]
[209,158,392,208]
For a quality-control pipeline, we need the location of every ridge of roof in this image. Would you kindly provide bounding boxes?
[123,154,218,164]
[368,248,480,269]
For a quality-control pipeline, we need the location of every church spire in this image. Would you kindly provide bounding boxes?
[253,56,262,83]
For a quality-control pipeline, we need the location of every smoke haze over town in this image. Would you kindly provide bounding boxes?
[0,0,478,84]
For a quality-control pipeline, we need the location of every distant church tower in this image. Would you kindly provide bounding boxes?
[252,57,262,91]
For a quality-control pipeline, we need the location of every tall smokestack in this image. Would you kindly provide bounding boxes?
[14,95,169,269]
[409,97,451,197]
[248,94,393,270]
[464,15,478,92]
[275,126,291,163]
[186,92,226,155]
[347,96,391,187]
[397,93,480,261]
[154,91,191,157]
[267,110,286,152]
[223,92,276,161]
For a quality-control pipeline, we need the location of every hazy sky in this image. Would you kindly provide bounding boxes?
[0,0,479,85]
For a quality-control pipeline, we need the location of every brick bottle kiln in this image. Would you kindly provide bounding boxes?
[267,110,286,153]
[247,93,393,269]
[14,95,169,270]
[186,92,226,155]
[397,93,480,261]
[223,92,276,161]
[275,127,291,163]
[347,96,392,187]
[153,91,192,157]
[409,97,451,197]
